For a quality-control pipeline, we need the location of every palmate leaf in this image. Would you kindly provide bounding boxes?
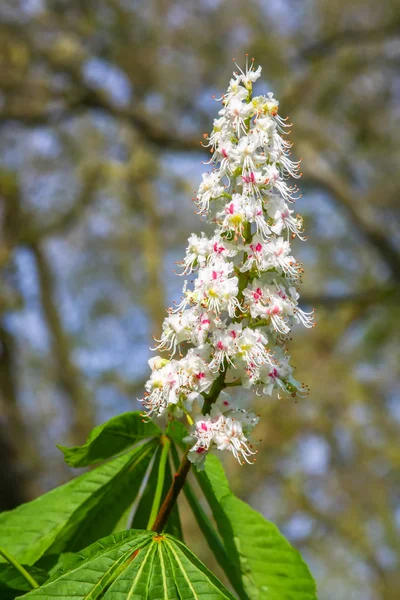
[18,530,237,600]
[57,411,160,467]
[0,441,157,566]
[196,455,318,600]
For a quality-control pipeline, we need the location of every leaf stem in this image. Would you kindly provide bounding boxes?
[0,546,40,589]
[147,435,171,530]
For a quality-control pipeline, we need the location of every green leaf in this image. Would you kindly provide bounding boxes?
[164,537,237,600]
[0,440,157,566]
[0,565,48,600]
[18,530,236,599]
[57,411,160,467]
[166,419,188,447]
[196,454,318,600]
[131,448,162,530]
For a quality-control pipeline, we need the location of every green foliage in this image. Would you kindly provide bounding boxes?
[196,455,317,600]
[57,411,160,467]
[0,416,317,598]
[0,441,157,565]
[18,530,236,599]
[0,565,48,600]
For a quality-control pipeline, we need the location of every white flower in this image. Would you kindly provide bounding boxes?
[152,311,196,354]
[265,237,299,278]
[142,60,313,466]
[185,395,259,468]
[184,413,223,468]
[196,171,225,212]
[236,134,266,176]
[266,195,305,238]
[141,349,216,418]
[234,327,273,370]
[209,323,242,372]
[178,232,213,275]
[218,194,249,237]
[220,98,254,136]
[233,57,262,89]
[194,258,240,316]
[213,416,257,464]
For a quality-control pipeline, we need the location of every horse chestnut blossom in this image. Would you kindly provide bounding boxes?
[140,58,315,468]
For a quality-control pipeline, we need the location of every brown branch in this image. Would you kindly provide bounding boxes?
[151,448,192,533]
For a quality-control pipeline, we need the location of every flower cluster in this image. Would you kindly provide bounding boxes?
[183,393,259,467]
[140,58,314,468]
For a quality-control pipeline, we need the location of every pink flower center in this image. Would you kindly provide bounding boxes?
[241,172,255,184]
[217,341,225,350]
[213,242,225,254]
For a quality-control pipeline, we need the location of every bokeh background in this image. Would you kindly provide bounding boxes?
[0,1,399,598]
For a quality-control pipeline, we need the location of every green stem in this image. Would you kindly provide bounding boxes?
[0,547,40,590]
[237,221,252,305]
[225,379,242,387]
[147,435,171,530]
[248,318,270,329]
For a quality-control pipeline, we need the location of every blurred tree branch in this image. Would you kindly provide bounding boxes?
[0,167,97,444]
[30,242,94,443]
[300,20,400,60]
[0,325,31,508]
[301,150,400,283]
